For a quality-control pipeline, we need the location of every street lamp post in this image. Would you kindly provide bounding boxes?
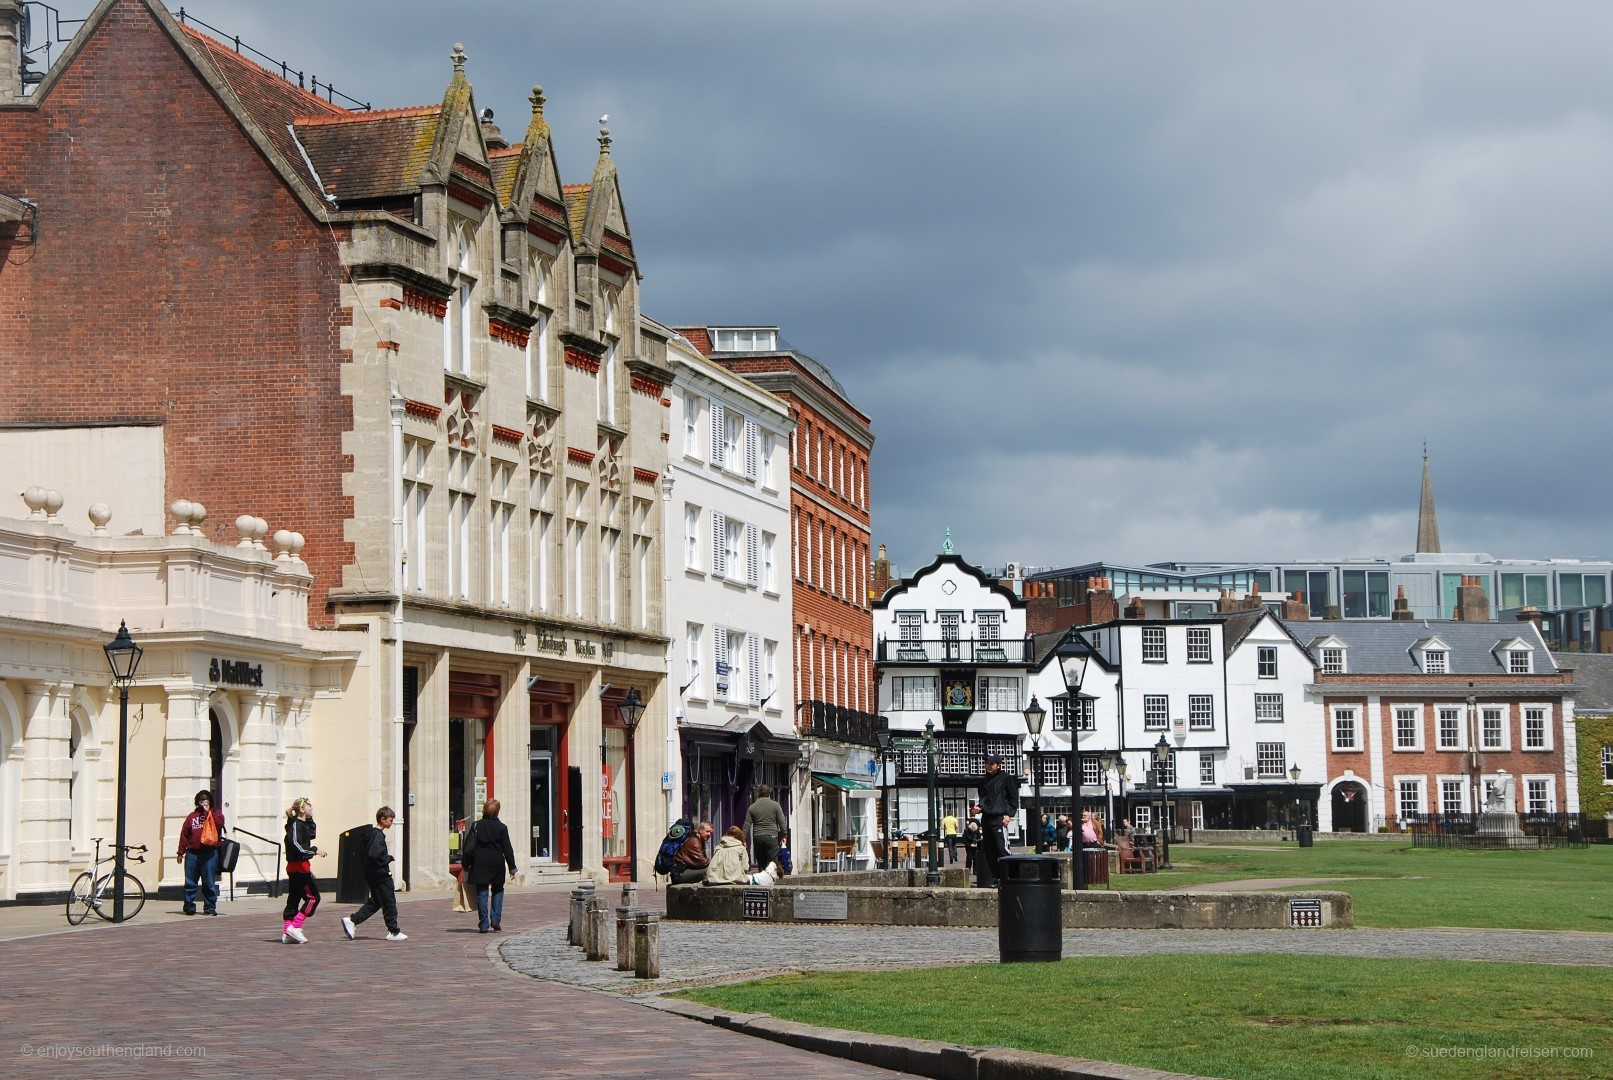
[1057,650,1090,890]
[617,688,645,882]
[1021,696,1045,854]
[102,621,143,924]
[923,719,940,886]
[1152,734,1174,870]
[874,727,893,869]
[1289,762,1302,833]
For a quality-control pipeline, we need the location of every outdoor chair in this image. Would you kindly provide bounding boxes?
[1116,837,1154,874]
[815,841,842,872]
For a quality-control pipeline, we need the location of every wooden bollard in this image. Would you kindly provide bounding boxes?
[586,899,610,961]
[615,906,637,971]
[633,910,660,979]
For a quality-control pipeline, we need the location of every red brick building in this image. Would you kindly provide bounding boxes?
[674,327,878,791]
[1303,618,1577,833]
[2,0,673,887]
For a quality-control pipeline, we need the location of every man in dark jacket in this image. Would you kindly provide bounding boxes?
[743,784,788,873]
[976,756,1019,888]
[342,807,406,941]
[463,799,519,932]
[671,821,714,884]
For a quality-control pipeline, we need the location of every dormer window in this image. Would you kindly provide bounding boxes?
[1321,648,1345,674]
[1412,636,1450,674]
[1494,637,1535,675]
[712,327,778,352]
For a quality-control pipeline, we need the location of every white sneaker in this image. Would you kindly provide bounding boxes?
[280,932,289,944]
[287,926,308,944]
[385,931,408,942]
[340,916,356,940]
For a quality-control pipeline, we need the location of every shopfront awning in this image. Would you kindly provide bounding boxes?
[813,772,875,795]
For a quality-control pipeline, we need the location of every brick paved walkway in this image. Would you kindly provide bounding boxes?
[0,888,910,1079]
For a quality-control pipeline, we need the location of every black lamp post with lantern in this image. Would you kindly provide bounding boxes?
[103,621,143,923]
[1152,734,1174,870]
[1021,696,1046,854]
[1057,649,1090,889]
[617,688,645,882]
[874,726,893,869]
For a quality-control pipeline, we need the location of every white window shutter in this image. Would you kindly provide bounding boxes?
[744,419,759,480]
[746,522,760,587]
[748,633,762,706]
[711,510,726,577]
[714,625,728,702]
[710,402,726,468]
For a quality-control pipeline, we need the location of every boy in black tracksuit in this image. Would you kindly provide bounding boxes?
[341,807,405,941]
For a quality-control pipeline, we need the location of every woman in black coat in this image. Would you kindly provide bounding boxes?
[462,799,518,932]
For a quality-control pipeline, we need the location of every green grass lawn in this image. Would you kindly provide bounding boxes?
[1108,841,1613,931]
[680,955,1613,1080]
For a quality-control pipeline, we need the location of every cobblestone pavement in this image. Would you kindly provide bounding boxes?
[501,921,1613,997]
[0,887,910,1079]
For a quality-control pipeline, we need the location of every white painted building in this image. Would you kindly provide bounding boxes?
[663,330,804,847]
[0,487,355,901]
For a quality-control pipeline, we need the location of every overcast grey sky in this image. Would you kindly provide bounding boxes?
[109,2,1613,573]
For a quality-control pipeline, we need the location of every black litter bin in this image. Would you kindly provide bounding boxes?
[1296,825,1314,848]
[997,854,1062,963]
[336,826,372,904]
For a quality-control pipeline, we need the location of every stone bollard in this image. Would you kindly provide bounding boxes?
[585,898,611,962]
[567,884,595,946]
[615,906,637,971]
[633,910,660,980]
[620,882,637,909]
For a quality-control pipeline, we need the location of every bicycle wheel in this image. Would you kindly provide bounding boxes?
[92,870,146,922]
[65,871,97,924]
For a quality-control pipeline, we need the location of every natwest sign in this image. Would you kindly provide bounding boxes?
[210,657,264,688]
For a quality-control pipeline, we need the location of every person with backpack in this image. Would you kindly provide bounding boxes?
[461,798,518,933]
[176,789,226,916]
[341,807,406,942]
[669,821,713,884]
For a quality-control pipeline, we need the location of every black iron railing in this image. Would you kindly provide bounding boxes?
[174,8,371,111]
[226,826,283,898]
[800,701,880,746]
[1402,812,1586,849]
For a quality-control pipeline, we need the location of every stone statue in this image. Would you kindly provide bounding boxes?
[1486,771,1513,812]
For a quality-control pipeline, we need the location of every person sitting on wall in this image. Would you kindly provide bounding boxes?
[671,822,714,884]
[704,826,779,886]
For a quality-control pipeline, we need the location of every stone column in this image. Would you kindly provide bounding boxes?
[162,686,212,888]
[18,682,68,890]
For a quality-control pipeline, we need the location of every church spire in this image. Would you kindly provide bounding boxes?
[1416,445,1441,554]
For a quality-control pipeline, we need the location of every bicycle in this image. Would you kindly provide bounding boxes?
[65,837,147,924]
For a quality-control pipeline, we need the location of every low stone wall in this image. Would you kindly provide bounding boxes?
[667,884,1351,929]
[1188,830,1399,843]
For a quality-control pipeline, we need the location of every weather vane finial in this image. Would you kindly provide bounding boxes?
[451,43,467,73]
[942,528,954,556]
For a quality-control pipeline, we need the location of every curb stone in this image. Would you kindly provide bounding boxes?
[641,996,1220,1080]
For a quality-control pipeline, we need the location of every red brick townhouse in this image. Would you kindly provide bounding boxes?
[1,0,673,887]
[1300,617,1576,832]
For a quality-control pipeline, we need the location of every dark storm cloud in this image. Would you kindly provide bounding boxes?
[145,0,1613,571]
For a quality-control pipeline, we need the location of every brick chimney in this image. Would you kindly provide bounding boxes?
[1124,595,1146,620]
[1454,574,1490,622]
[1391,584,1416,621]
[0,0,25,103]
[1089,577,1118,624]
[1515,605,1544,630]
[1281,591,1310,621]
[870,543,892,601]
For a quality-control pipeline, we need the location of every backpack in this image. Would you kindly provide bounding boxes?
[653,819,694,877]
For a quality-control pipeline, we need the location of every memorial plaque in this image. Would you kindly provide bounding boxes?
[793,890,849,921]
[1289,898,1323,928]
[742,889,771,920]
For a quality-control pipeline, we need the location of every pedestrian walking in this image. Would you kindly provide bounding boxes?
[743,783,788,872]
[975,755,1019,888]
[176,789,226,916]
[942,809,960,864]
[341,807,406,942]
[281,797,327,943]
[462,798,518,933]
